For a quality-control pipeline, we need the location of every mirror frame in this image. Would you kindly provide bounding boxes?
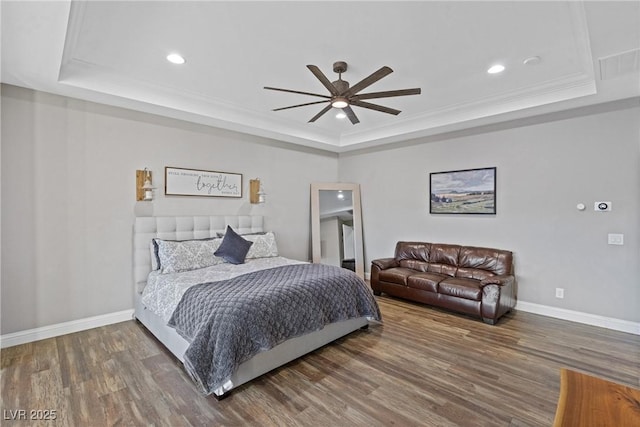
[310,182,364,279]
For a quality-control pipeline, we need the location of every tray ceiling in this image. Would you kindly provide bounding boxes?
[2,1,639,152]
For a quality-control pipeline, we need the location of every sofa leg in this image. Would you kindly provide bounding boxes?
[482,318,496,325]
[372,290,382,296]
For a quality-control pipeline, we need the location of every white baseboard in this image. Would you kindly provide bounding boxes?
[365,271,639,335]
[2,300,638,349]
[516,301,640,335]
[0,309,135,349]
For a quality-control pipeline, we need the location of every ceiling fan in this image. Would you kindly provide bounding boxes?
[264,61,421,125]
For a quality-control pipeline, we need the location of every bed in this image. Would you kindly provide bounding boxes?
[133,215,381,398]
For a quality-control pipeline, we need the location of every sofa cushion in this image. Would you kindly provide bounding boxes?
[438,277,483,300]
[456,267,494,281]
[407,272,446,292]
[459,246,512,276]
[378,267,415,286]
[395,242,430,262]
[427,263,457,277]
[429,244,461,266]
[399,259,430,272]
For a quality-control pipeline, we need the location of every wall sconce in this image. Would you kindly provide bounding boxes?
[136,168,156,201]
[249,178,266,204]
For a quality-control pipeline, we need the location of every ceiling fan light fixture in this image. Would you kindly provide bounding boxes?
[331,97,349,109]
[336,112,347,119]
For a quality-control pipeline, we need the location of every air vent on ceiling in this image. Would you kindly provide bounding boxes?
[599,48,640,80]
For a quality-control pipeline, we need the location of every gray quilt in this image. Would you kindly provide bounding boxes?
[167,263,381,395]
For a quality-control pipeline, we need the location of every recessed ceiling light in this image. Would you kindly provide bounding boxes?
[487,64,505,74]
[166,53,185,65]
[336,112,347,119]
[523,56,541,66]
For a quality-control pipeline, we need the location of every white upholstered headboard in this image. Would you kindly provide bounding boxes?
[133,215,264,289]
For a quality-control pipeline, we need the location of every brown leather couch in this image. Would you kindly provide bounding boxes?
[371,241,516,324]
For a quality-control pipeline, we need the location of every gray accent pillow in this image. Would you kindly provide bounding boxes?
[214,226,253,264]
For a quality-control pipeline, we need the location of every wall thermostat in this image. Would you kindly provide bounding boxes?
[594,201,612,211]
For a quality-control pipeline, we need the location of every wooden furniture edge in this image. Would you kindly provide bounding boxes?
[552,368,570,427]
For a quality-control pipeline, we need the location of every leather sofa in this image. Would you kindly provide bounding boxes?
[371,241,516,324]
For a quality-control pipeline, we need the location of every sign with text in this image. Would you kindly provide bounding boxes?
[165,167,242,198]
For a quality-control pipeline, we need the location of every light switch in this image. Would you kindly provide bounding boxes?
[608,234,624,245]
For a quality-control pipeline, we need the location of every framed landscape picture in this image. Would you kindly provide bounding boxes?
[429,167,496,214]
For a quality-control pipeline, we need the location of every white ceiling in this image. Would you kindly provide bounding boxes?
[2,1,639,152]
[319,189,353,219]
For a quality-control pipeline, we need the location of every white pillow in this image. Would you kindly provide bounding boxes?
[154,237,224,274]
[244,232,279,259]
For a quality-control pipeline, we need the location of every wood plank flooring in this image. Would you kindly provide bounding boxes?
[2,296,639,426]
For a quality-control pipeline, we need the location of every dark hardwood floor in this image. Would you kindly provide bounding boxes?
[2,296,639,426]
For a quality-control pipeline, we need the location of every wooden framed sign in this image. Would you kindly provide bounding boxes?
[165,167,242,198]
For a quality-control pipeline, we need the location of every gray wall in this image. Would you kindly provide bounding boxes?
[1,85,337,334]
[2,84,638,335]
[339,107,640,322]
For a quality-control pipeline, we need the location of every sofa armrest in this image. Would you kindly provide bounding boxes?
[481,275,516,324]
[371,257,398,270]
[481,275,515,287]
[370,258,397,296]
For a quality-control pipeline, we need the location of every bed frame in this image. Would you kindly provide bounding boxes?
[133,215,369,398]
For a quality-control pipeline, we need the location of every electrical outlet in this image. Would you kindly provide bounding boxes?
[555,288,564,299]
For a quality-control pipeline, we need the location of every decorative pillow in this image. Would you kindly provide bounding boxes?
[155,237,223,274]
[152,236,219,271]
[244,232,279,259]
[150,240,160,271]
[216,231,266,238]
[214,226,253,264]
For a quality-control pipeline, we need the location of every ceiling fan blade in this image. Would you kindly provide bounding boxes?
[308,104,333,123]
[352,88,421,100]
[273,100,329,111]
[343,106,360,124]
[351,100,401,115]
[307,65,339,96]
[264,86,331,99]
[344,66,393,97]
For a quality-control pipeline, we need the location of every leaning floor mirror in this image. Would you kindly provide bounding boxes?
[310,182,364,279]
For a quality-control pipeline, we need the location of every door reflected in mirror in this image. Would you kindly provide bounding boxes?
[319,190,354,270]
[311,183,364,278]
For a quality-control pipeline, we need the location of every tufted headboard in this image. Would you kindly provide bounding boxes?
[133,215,264,290]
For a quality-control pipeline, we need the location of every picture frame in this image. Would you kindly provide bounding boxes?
[165,167,242,198]
[430,167,496,214]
